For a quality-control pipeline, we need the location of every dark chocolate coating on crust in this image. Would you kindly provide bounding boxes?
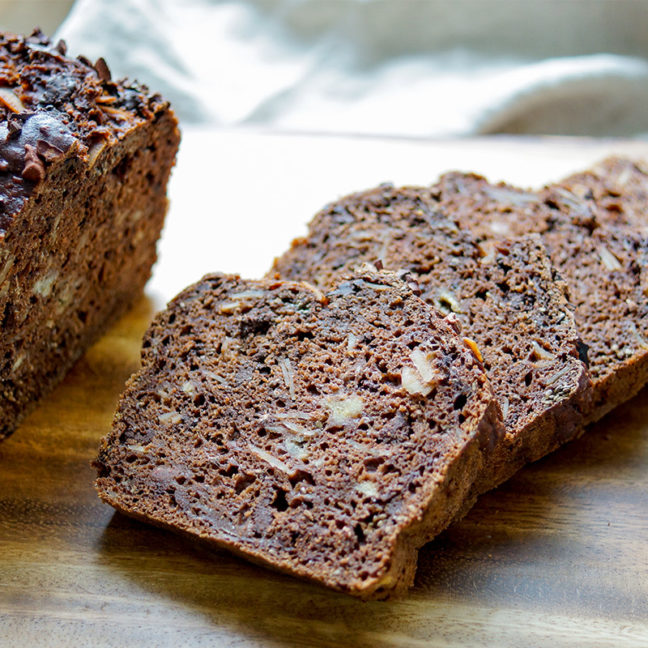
[0,29,166,232]
[95,270,503,598]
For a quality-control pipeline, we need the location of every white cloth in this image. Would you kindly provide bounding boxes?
[56,0,648,137]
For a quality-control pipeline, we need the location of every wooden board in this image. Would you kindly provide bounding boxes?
[1,132,648,647]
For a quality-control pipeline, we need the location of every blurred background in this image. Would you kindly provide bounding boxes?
[1,0,648,139]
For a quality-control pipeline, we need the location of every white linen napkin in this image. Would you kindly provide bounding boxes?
[56,0,648,137]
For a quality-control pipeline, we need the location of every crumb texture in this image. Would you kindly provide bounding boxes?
[271,185,590,490]
[95,270,502,598]
[434,167,648,421]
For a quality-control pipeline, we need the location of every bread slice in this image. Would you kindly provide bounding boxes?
[95,269,503,599]
[270,185,591,495]
[0,30,180,440]
[556,156,648,233]
[435,168,648,421]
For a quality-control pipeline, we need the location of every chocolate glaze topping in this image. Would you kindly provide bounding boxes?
[0,29,167,233]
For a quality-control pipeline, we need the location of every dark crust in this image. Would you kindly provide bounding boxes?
[95,270,503,599]
[435,167,648,422]
[269,185,591,494]
[0,29,168,232]
[0,31,180,440]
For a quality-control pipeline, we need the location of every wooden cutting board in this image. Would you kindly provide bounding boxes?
[1,132,648,647]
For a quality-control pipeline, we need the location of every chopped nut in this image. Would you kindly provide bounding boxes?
[401,348,441,396]
[220,289,266,314]
[529,340,555,363]
[219,301,243,314]
[0,257,13,286]
[33,271,58,297]
[545,365,572,386]
[94,57,112,82]
[125,443,147,455]
[356,481,378,497]
[22,144,45,183]
[463,337,483,363]
[284,439,309,461]
[598,245,622,271]
[275,411,313,421]
[220,336,240,360]
[324,394,364,426]
[0,87,25,113]
[229,289,265,300]
[410,348,439,384]
[87,139,107,168]
[303,282,328,304]
[248,443,291,473]
[280,419,317,437]
[159,411,182,425]
[362,281,391,291]
[278,358,296,400]
[11,352,25,372]
[435,288,463,314]
[401,366,432,396]
[347,333,359,352]
[204,370,229,386]
[477,240,496,264]
[500,396,510,420]
[181,381,196,394]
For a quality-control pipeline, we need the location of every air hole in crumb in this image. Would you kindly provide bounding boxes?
[234,474,254,494]
[524,371,533,386]
[354,524,366,545]
[176,476,186,485]
[453,394,467,410]
[289,470,314,487]
[270,488,289,512]
[364,457,384,472]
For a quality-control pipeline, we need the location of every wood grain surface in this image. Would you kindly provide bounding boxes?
[1,133,648,647]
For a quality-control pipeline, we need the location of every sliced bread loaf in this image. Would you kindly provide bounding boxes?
[435,168,648,421]
[0,30,180,440]
[95,269,502,598]
[270,185,591,495]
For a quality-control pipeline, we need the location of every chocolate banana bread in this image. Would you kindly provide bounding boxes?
[435,169,648,421]
[95,269,503,598]
[270,186,591,495]
[0,30,180,440]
